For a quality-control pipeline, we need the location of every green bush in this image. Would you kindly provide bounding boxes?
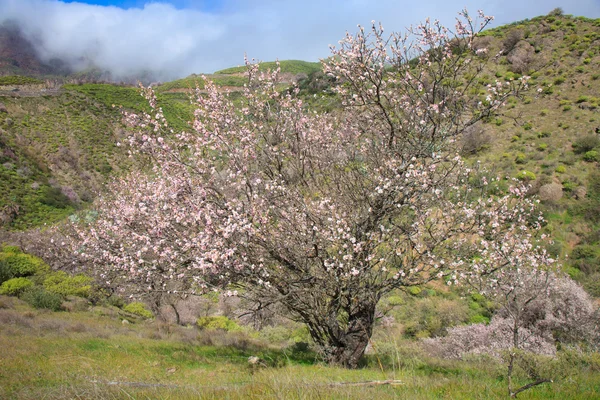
[1,245,22,254]
[571,245,598,260]
[106,295,125,308]
[583,151,599,162]
[0,248,50,284]
[555,165,566,173]
[196,316,241,332]
[515,153,527,164]
[123,301,153,319]
[537,131,551,138]
[43,272,92,298]
[21,287,63,311]
[576,95,591,103]
[0,277,33,296]
[516,170,537,181]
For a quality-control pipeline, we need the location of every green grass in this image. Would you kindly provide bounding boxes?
[0,295,598,399]
[63,83,149,112]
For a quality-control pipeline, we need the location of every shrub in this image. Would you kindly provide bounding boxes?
[461,125,491,155]
[548,7,564,16]
[407,286,422,296]
[0,277,33,296]
[576,95,590,103]
[106,295,125,308]
[43,272,92,298]
[538,131,551,138]
[555,165,566,173]
[538,183,563,202]
[571,245,598,260]
[515,153,527,164]
[583,151,599,162]
[21,287,63,311]
[517,170,537,181]
[1,245,22,254]
[402,296,470,339]
[424,277,598,359]
[123,301,153,319]
[196,316,242,332]
[572,135,600,154]
[0,249,50,284]
[503,29,524,53]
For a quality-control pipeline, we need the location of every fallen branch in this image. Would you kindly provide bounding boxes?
[327,380,404,387]
[88,378,403,389]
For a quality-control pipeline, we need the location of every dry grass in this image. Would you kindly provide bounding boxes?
[0,295,599,399]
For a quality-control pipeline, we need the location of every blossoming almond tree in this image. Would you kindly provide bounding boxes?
[69,10,534,367]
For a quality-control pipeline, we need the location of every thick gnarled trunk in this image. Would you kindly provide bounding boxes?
[309,302,377,369]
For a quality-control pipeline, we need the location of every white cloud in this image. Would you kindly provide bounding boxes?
[1,0,600,81]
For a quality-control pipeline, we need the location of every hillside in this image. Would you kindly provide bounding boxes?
[0,81,196,229]
[462,13,600,296]
[0,12,599,282]
[1,11,600,399]
[0,21,71,77]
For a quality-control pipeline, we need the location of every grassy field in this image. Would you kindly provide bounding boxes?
[1,294,598,399]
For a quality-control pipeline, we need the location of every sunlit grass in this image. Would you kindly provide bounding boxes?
[1,295,598,399]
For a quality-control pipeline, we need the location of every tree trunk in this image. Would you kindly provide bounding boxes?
[321,303,377,369]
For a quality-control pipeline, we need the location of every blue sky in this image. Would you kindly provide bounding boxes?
[2,0,600,80]
[61,0,222,11]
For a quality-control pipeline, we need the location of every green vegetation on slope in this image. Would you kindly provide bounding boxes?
[156,74,249,92]
[0,82,196,229]
[215,59,321,75]
[0,75,43,86]
[461,13,600,294]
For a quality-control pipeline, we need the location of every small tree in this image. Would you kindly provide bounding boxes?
[452,195,598,397]
[68,10,531,368]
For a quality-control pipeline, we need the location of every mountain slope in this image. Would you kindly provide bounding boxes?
[0,21,71,77]
[0,11,598,292]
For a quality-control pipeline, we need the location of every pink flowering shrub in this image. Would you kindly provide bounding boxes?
[424,274,599,397]
[63,9,535,368]
[424,277,599,359]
